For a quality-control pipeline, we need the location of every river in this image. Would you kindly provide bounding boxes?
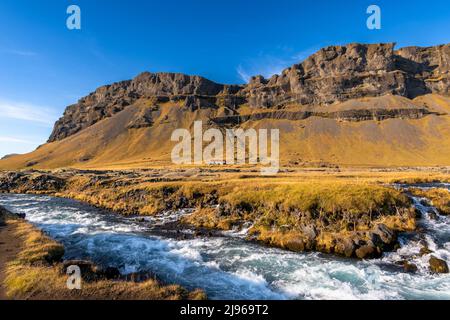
[0,184,449,300]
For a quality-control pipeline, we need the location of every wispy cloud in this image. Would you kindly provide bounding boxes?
[237,56,289,83]
[237,65,252,83]
[0,136,39,145]
[236,46,321,83]
[1,49,38,57]
[0,100,58,127]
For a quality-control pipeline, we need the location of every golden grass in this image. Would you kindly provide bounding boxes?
[222,182,409,216]
[182,208,239,230]
[409,188,450,215]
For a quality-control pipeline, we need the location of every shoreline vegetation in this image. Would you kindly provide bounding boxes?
[0,205,206,300]
[1,167,449,260]
[408,188,450,216]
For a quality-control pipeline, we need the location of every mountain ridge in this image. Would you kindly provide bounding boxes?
[48,43,450,142]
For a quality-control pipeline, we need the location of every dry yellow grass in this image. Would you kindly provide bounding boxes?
[409,188,450,215]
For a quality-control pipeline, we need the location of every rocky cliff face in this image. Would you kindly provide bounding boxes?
[396,44,450,96]
[244,43,450,108]
[48,43,450,142]
[48,73,240,141]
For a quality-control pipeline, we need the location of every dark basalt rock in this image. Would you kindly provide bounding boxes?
[0,172,66,193]
[211,108,433,125]
[372,224,396,245]
[61,260,123,281]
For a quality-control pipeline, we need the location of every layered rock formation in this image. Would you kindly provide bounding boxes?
[43,42,450,143]
[48,73,241,141]
[212,107,434,125]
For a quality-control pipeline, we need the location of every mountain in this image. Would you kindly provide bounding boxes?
[1,43,450,170]
[0,154,19,160]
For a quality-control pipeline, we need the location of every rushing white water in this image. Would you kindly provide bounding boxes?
[1,186,449,300]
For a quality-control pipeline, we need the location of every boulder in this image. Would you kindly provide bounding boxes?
[355,244,379,259]
[403,262,418,273]
[16,213,26,219]
[428,212,438,220]
[372,224,396,245]
[335,238,355,257]
[429,256,449,274]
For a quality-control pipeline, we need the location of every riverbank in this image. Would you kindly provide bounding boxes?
[0,205,205,300]
[0,207,23,299]
[2,168,448,259]
[1,191,449,299]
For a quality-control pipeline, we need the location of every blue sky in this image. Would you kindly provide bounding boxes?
[0,0,449,158]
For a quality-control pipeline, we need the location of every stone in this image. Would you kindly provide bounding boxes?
[414,208,422,218]
[428,211,438,220]
[335,238,355,257]
[429,256,449,273]
[284,239,305,252]
[372,223,396,245]
[16,213,26,219]
[355,244,379,259]
[403,262,418,273]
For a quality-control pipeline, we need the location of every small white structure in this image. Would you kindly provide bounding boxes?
[207,160,226,166]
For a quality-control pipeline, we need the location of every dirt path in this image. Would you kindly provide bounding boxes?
[0,220,22,300]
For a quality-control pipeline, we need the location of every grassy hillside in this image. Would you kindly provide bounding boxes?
[1,94,450,170]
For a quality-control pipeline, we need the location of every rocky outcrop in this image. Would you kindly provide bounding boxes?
[243,43,450,108]
[243,43,403,107]
[126,105,158,129]
[396,44,450,97]
[212,107,434,125]
[48,79,135,142]
[48,43,450,142]
[48,73,242,142]
[0,172,66,193]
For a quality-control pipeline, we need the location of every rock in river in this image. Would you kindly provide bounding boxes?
[429,256,449,274]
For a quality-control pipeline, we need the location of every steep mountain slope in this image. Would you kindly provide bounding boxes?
[1,93,450,169]
[1,43,450,170]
